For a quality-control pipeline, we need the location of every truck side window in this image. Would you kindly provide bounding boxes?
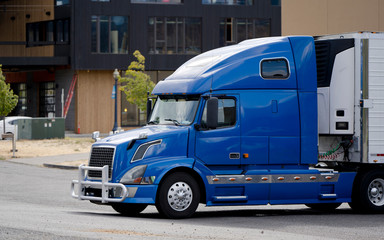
[201,98,236,129]
[261,58,289,79]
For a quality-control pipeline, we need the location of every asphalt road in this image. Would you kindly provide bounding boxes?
[1,160,384,240]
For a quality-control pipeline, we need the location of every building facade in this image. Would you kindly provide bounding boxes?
[0,0,281,133]
[282,0,384,36]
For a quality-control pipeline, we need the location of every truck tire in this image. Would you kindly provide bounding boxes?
[111,203,147,216]
[350,170,384,213]
[156,172,200,219]
[305,203,342,211]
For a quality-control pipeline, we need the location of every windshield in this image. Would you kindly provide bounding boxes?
[149,95,200,125]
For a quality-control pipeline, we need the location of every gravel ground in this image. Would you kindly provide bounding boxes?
[0,137,93,161]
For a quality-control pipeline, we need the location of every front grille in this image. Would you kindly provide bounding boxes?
[88,147,115,178]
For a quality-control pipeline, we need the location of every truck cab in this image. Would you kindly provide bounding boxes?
[72,33,384,218]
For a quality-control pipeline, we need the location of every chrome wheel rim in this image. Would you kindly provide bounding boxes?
[368,178,384,206]
[167,181,193,211]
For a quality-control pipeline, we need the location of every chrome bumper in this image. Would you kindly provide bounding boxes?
[71,164,128,203]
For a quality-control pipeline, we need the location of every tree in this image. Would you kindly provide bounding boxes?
[0,65,18,134]
[119,50,155,112]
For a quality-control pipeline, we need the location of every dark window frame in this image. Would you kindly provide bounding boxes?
[148,17,201,55]
[26,19,70,47]
[202,0,253,5]
[132,0,183,4]
[219,17,271,47]
[91,15,129,54]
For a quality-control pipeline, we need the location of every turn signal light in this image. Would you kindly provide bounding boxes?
[133,177,142,184]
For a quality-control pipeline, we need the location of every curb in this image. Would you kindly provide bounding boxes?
[43,163,79,170]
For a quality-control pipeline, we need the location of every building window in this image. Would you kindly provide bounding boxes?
[26,19,70,47]
[39,82,56,118]
[271,0,280,6]
[202,0,252,5]
[219,18,270,46]
[91,16,129,54]
[132,0,182,3]
[9,83,27,116]
[56,0,70,5]
[148,17,201,55]
[56,19,70,43]
[121,96,147,126]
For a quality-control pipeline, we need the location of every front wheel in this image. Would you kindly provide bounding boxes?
[350,170,384,212]
[156,172,200,219]
[111,203,147,216]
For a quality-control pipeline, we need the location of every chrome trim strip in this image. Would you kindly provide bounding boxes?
[206,173,340,184]
[215,196,247,200]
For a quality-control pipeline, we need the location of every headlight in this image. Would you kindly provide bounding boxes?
[120,165,147,185]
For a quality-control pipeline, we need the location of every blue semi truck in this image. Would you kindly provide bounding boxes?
[72,32,384,219]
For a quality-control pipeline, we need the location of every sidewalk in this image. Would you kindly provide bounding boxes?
[8,152,89,170]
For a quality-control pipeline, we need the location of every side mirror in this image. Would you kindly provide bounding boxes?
[92,131,100,142]
[206,97,218,129]
[146,99,153,122]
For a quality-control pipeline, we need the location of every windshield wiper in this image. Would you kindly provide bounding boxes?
[164,119,180,126]
[147,121,158,125]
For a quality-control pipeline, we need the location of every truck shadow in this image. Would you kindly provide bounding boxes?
[72,206,380,221]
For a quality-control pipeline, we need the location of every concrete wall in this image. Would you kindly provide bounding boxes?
[282,0,384,35]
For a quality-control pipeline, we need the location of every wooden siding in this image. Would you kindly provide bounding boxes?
[282,0,384,36]
[76,70,121,134]
[0,0,54,57]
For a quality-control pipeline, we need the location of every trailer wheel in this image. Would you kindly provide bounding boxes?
[156,172,200,219]
[305,203,342,211]
[350,170,384,212]
[111,203,147,216]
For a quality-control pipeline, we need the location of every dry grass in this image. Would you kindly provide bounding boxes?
[0,137,93,160]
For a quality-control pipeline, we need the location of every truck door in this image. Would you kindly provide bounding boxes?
[195,96,241,168]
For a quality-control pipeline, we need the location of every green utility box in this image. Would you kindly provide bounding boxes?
[18,118,65,140]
